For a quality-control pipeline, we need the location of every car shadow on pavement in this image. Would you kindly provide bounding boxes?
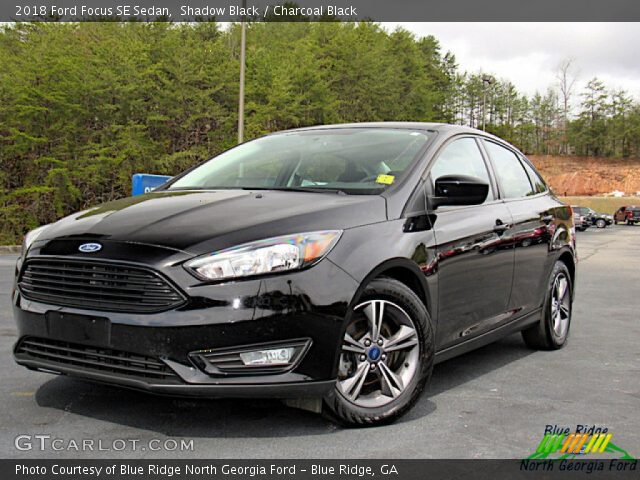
[34,334,531,437]
[35,377,340,437]
[403,333,535,421]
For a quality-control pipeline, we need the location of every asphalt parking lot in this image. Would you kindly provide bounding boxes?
[1,225,638,459]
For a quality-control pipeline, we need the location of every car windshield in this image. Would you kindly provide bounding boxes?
[167,128,432,194]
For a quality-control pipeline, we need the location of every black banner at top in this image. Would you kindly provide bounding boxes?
[5,0,640,22]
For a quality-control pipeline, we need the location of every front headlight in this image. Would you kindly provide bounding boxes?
[184,230,342,281]
[21,224,50,257]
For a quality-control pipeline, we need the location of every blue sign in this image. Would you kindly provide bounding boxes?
[132,174,172,196]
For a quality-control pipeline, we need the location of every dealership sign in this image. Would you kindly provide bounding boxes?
[132,174,172,196]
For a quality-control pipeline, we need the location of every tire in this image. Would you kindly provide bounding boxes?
[596,219,606,229]
[324,277,434,427]
[522,261,572,350]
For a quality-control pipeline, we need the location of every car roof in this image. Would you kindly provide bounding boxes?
[276,122,509,143]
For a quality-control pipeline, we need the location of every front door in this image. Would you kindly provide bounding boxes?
[427,137,515,349]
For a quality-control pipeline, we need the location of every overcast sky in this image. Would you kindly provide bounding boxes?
[387,23,640,99]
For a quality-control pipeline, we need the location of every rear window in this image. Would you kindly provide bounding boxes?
[520,157,547,194]
[484,141,534,199]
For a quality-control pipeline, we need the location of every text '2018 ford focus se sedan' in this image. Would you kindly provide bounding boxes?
[13,123,576,426]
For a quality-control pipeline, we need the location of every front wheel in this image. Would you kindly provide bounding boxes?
[522,261,573,350]
[596,218,607,229]
[324,277,434,427]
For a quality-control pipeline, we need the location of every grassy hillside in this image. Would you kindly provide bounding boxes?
[559,196,640,214]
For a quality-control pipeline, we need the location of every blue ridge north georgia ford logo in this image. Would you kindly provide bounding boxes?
[78,243,102,253]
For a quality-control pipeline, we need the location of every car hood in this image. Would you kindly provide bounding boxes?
[39,190,387,254]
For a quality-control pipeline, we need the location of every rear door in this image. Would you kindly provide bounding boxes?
[482,140,556,316]
[427,137,515,349]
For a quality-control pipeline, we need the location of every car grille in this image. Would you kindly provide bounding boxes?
[19,258,185,313]
[15,337,180,383]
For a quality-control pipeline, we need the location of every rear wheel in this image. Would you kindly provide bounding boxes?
[324,277,434,426]
[522,261,572,350]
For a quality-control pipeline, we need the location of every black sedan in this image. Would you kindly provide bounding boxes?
[572,206,613,229]
[12,123,576,426]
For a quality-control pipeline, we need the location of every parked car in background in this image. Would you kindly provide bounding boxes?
[614,206,640,225]
[572,206,613,229]
[589,210,614,228]
[571,206,591,231]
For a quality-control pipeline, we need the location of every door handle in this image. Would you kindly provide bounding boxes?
[493,221,509,234]
[493,220,509,234]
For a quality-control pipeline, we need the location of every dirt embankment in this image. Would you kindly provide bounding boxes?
[529,155,640,196]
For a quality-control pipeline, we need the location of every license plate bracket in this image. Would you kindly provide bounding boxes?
[45,312,111,345]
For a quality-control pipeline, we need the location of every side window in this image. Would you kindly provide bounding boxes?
[429,138,494,202]
[520,156,547,194]
[484,141,534,199]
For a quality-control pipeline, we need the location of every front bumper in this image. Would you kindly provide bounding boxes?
[13,345,335,398]
[12,252,359,399]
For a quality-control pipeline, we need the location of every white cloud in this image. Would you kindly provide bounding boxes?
[385,22,640,98]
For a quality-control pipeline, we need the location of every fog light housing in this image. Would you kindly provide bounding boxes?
[239,347,295,366]
[189,339,311,376]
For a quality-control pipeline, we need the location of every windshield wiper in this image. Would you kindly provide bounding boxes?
[165,186,349,195]
[240,186,348,195]
[163,186,213,191]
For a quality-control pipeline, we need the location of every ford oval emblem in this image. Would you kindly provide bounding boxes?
[78,243,102,253]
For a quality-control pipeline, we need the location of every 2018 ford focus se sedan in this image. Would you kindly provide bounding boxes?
[12,123,576,426]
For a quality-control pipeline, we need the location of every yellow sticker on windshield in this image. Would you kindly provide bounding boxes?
[376,174,395,185]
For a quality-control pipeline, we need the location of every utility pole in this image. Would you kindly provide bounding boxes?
[482,74,494,131]
[237,0,246,144]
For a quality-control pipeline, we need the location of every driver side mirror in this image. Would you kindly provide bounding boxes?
[430,175,489,209]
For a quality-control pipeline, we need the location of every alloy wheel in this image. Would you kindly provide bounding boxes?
[337,300,420,408]
[550,273,571,338]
